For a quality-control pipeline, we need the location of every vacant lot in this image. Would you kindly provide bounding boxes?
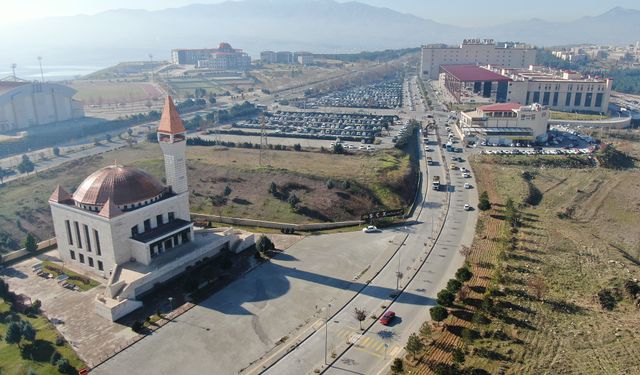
[0,143,414,253]
[407,146,640,375]
[70,81,162,105]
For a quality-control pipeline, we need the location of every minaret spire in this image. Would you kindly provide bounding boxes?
[157,96,188,195]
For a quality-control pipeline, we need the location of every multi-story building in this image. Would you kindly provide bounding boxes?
[296,53,314,65]
[260,51,277,64]
[420,39,535,80]
[459,102,549,145]
[276,51,293,64]
[196,43,251,71]
[172,42,251,70]
[492,66,612,113]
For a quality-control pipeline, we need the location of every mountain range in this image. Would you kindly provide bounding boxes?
[0,0,639,69]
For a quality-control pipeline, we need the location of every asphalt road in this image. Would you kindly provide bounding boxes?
[261,75,479,375]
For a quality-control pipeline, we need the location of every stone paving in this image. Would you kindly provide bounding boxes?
[0,250,137,367]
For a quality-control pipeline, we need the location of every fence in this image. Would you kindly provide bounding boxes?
[1,238,57,264]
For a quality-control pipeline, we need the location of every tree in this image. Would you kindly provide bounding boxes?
[354,308,367,330]
[477,191,491,211]
[455,267,473,282]
[391,358,404,374]
[208,95,217,104]
[288,194,300,210]
[461,328,475,344]
[127,128,133,136]
[24,233,37,252]
[106,133,112,142]
[342,180,351,190]
[326,179,335,189]
[527,276,547,300]
[447,279,462,293]
[405,333,424,359]
[20,320,36,342]
[17,154,35,174]
[437,289,455,307]
[430,305,449,322]
[452,347,465,363]
[56,358,73,374]
[50,351,62,365]
[0,166,6,184]
[93,137,101,146]
[6,321,26,348]
[293,143,302,152]
[223,185,232,197]
[332,143,345,154]
[419,321,432,337]
[268,182,278,196]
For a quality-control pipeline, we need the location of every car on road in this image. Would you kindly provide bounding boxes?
[464,183,472,189]
[464,204,471,211]
[362,225,380,233]
[450,164,457,170]
[379,311,396,325]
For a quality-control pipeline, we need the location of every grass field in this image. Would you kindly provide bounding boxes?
[405,145,640,374]
[69,81,162,105]
[550,110,608,121]
[166,77,232,97]
[0,143,414,253]
[0,301,84,375]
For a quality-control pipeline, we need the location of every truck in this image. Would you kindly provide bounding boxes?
[432,176,440,191]
[427,157,433,165]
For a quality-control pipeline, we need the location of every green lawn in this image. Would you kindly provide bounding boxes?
[0,301,85,375]
[42,261,99,291]
[550,110,607,121]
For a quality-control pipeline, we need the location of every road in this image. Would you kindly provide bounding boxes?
[261,75,479,375]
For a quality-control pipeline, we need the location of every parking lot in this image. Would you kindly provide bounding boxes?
[303,79,403,109]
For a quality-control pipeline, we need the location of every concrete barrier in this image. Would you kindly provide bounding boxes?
[549,116,631,129]
[1,238,57,264]
[191,213,363,231]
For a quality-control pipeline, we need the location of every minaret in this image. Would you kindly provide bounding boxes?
[157,96,188,195]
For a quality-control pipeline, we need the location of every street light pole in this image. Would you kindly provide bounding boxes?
[324,303,332,365]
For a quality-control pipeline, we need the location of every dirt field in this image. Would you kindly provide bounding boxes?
[407,142,640,374]
[69,81,163,105]
[0,144,414,253]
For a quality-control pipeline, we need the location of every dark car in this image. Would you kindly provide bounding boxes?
[379,311,396,325]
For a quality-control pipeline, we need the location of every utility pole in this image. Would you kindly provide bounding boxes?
[11,63,17,81]
[37,56,44,83]
[259,114,268,167]
[324,303,332,365]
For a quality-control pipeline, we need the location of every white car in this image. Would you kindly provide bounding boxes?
[463,172,470,178]
[464,204,471,211]
[464,183,471,189]
[362,225,380,233]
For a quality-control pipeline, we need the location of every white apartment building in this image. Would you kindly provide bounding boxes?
[420,39,535,80]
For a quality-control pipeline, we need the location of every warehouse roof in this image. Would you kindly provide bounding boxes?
[440,65,512,82]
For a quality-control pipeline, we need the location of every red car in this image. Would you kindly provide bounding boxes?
[379,311,396,325]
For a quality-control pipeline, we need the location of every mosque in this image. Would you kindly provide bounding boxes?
[48,96,253,320]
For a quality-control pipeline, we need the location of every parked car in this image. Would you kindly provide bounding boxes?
[362,225,380,233]
[464,183,472,189]
[379,310,396,325]
[464,204,471,211]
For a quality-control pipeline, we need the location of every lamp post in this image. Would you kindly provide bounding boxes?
[324,303,332,365]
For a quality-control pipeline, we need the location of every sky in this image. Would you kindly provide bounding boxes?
[1,0,638,26]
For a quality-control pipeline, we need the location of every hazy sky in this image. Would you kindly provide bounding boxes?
[2,0,638,26]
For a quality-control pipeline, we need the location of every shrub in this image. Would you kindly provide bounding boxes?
[430,305,449,322]
[437,290,455,307]
[597,289,617,310]
[624,279,640,298]
[326,179,335,189]
[405,333,424,359]
[472,312,490,325]
[55,334,65,346]
[461,328,475,343]
[455,267,473,282]
[56,358,74,374]
[131,320,144,333]
[256,235,275,253]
